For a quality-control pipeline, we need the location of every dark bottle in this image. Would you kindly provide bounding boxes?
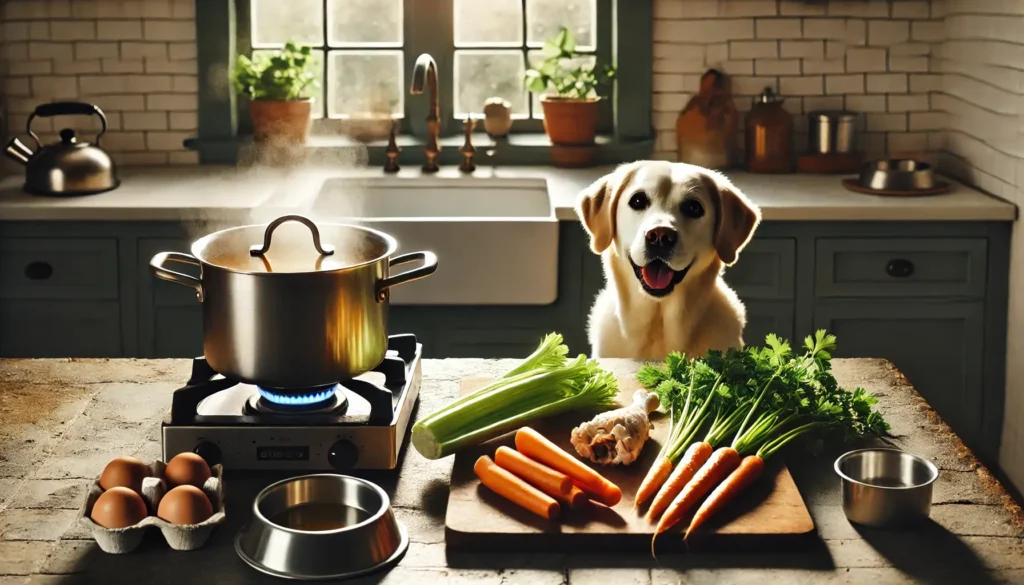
[745,87,794,173]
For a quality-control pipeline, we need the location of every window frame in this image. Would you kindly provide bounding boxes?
[449,0,613,134]
[189,0,653,165]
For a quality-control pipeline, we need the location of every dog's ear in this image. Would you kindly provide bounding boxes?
[702,171,761,265]
[576,174,618,254]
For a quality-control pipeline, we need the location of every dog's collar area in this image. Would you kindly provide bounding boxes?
[629,257,691,298]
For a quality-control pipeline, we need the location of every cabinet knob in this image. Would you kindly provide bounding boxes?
[24,261,53,280]
[886,258,915,278]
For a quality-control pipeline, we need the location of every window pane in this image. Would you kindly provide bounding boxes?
[327,0,402,47]
[526,0,595,51]
[328,51,403,118]
[527,50,596,118]
[251,50,325,118]
[453,51,527,118]
[454,0,523,47]
[251,0,324,47]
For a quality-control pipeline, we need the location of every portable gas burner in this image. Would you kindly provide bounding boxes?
[162,334,421,471]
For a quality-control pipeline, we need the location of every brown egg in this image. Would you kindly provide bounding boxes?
[164,452,212,489]
[157,485,213,525]
[99,456,150,493]
[90,486,149,529]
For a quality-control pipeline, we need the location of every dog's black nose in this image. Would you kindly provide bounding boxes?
[645,227,677,251]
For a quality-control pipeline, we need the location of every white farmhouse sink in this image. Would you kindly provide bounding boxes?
[311,177,558,305]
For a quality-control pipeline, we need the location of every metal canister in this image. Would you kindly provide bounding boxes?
[808,110,859,154]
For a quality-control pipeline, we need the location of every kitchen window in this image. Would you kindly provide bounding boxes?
[190,0,652,164]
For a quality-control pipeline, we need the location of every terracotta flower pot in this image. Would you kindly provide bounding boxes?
[249,99,313,144]
[540,97,600,146]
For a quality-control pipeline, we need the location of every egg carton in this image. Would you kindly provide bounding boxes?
[76,460,226,554]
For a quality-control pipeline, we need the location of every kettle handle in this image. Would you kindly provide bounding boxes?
[26,102,108,148]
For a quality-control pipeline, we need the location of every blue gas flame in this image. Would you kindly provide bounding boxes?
[257,384,339,406]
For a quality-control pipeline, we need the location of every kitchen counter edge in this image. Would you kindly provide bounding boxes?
[0,165,1016,223]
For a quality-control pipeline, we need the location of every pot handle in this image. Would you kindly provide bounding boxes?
[150,252,204,302]
[249,215,335,257]
[376,252,438,302]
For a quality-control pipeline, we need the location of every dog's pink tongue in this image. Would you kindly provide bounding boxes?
[642,262,674,290]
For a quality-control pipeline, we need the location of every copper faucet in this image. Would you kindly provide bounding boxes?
[410,53,440,173]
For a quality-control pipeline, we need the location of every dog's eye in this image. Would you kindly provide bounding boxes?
[680,199,705,219]
[627,192,649,211]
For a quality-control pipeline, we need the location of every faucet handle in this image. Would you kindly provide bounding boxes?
[459,117,476,173]
[384,119,400,174]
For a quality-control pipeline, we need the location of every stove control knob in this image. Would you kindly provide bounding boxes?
[194,442,222,466]
[328,440,359,471]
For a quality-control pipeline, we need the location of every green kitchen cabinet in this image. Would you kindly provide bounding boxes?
[0,218,1011,465]
[0,300,122,357]
[137,237,204,357]
[814,300,986,448]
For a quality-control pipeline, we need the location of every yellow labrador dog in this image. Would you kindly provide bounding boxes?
[577,160,761,359]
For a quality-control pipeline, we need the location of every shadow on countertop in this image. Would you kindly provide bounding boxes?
[853,518,999,585]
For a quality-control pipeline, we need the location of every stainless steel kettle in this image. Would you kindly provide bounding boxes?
[5,102,120,196]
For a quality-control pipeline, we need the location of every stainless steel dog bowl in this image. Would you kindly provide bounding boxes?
[235,474,408,580]
[858,159,935,191]
[835,448,939,529]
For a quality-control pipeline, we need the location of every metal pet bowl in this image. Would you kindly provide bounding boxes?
[858,159,935,191]
[835,448,939,529]
[235,474,408,581]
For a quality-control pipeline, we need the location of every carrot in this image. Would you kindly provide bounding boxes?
[515,427,622,507]
[633,455,673,511]
[644,441,713,523]
[474,455,560,520]
[556,485,590,509]
[654,446,741,536]
[685,455,765,539]
[494,446,572,500]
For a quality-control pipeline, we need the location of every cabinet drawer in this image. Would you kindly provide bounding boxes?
[0,238,119,300]
[723,238,795,299]
[0,301,121,357]
[816,238,987,298]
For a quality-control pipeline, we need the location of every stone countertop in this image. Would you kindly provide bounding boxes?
[0,165,1016,223]
[0,358,1022,584]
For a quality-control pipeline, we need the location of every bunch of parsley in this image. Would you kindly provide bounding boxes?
[637,330,889,460]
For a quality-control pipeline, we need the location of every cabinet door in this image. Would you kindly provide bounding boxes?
[814,301,984,447]
[723,238,796,300]
[743,300,794,347]
[0,301,121,357]
[138,238,203,357]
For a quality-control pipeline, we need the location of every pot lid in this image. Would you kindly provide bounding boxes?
[192,215,397,274]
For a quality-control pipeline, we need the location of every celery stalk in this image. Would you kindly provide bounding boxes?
[503,332,568,378]
[411,334,618,460]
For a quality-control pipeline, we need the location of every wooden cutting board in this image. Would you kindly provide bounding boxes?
[445,377,815,553]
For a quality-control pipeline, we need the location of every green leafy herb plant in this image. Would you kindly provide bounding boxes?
[524,27,616,100]
[233,41,320,101]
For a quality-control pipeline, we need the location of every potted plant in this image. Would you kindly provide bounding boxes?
[525,27,616,147]
[233,41,320,144]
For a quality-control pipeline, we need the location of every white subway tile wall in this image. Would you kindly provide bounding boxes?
[651,0,945,161]
[1,0,197,166]
[934,0,1024,493]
